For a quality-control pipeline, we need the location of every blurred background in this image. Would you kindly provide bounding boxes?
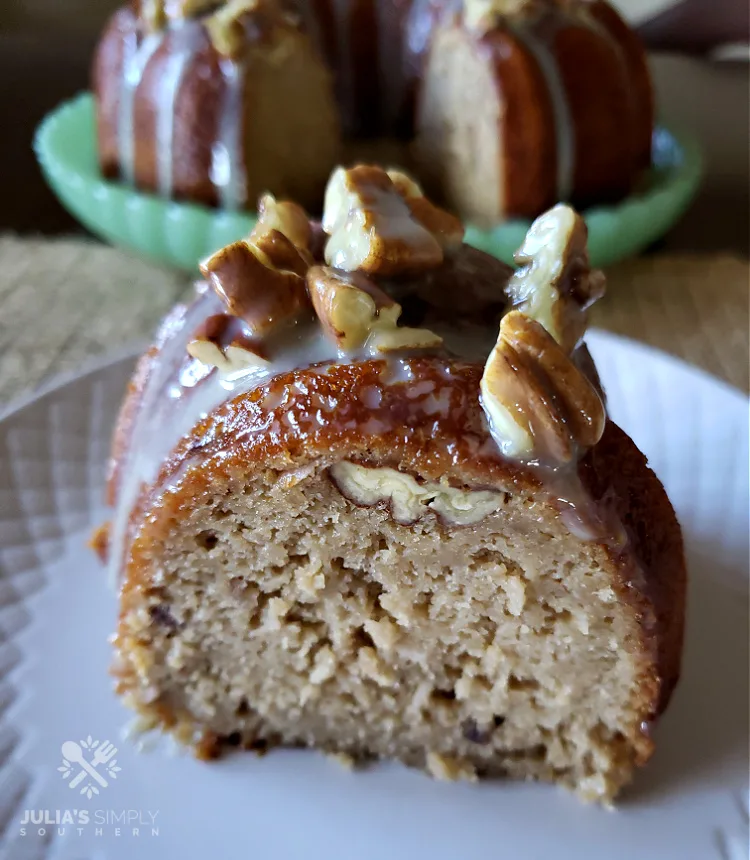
[1,0,747,252]
[0,0,747,407]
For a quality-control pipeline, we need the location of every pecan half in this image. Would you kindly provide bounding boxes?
[480,311,605,462]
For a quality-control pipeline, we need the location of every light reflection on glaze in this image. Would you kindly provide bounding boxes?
[119,31,163,185]
[380,359,416,384]
[210,58,247,210]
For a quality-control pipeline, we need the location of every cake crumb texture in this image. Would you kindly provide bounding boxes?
[114,417,683,802]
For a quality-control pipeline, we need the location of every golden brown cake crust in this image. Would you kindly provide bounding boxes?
[111,351,685,748]
[583,426,685,720]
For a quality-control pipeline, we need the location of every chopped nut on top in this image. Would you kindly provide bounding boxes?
[140,0,260,33]
[249,227,309,277]
[255,193,312,255]
[307,266,442,354]
[187,338,269,378]
[323,165,444,276]
[385,169,423,199]
[366,326,445,354]
[307,267,399,351]
[321,165,463,276]
[463,0,533,32]
[504,204,605,354]
[204,0,263,54]
[186,313,270,377]
[200,226,311,335]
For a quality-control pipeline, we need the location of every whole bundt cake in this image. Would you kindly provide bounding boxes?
[93,0,654,224]
[100,165,685,803]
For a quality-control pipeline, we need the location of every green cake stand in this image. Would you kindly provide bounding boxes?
[35,92,702,271]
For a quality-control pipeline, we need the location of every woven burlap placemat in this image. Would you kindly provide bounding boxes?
[0,235,747,406]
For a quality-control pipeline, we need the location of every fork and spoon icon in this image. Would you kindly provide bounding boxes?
[61,740,118,789]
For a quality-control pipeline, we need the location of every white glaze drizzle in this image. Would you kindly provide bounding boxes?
[118,30,163,185]
[108,297,337,585]
[108,295,214,586]
[210,58,247,210]
[540,465,627,550]
[155,21,204,197]
[325,179,440,268]
[118,16,245,207]
[510,19,575,202]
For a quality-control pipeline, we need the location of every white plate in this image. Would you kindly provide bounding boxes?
[0,331,747,860]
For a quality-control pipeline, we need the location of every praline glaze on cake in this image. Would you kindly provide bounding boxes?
[93,0,653,222]
[105,166,684,803]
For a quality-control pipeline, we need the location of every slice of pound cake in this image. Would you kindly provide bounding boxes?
[101,166,685,803]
